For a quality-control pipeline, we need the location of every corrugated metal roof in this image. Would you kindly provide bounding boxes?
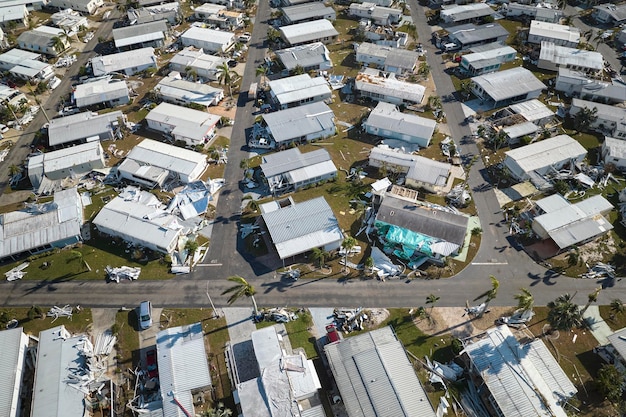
[462,325,576,417]
[535,193,570,213]
[91,47,156,76]
[449,23,509,45]
[181,26,235,48]
[324,326,436,417]
[280,19,338,45]
[261,147,332,177]
[529,20,580,43]
[356,69,425,104]
[534,194,613,235]
[0,327,27,417]
[269,74,332,107]
[608,327,626,360]
[170,47,227,72]
[472,67,545,102]
[156,77,223,106]
[539,41,603,71]
[275,42,332,71]
[32,141,104,179]
[364,101,436,145]
[48,110,123,146]
[504,134,586,174]
[441,2,494,22]
[0,188,82,259]
[31,326,88,417]
[407,157,452,186]
[463,44,516,65]
[147,102,220,127]
[509,99,554,122]
[503,121,539,139]
[113,20,167,48]
[376,194,469,247]
[604,136,626,159]
[73,78,129,107]
[263,101,335,143]
[157,323,211,417]
[549,215,612,248]
[283,2,334,22]
[262,196,342,259]
[125,138,207,177]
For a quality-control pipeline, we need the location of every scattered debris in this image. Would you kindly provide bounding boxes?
[580,262,615,280]
[497,309,535,327]
[281,267,301,281]
[106,265,141,282]
[333,307,370,333]
[5,262,29,281]
[47,305,73,322]
[94,330,117,356]
[256,307,298,323]
[446,184,471,206]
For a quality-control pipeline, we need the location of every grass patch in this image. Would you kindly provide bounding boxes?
[0,306,92,336]
[113,309,140,371]
[284,310,317,359]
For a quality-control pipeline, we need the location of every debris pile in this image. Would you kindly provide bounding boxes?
[333,307,370,333]
[256,308,298,323]
[581,262,615,280]
[47,305,74,322]
[94,330,117,356]
[106,265,141,282]
[65,335,107,394]
[5,262,29,281]
[446,184,471,206]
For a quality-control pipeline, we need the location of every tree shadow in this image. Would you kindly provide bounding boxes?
[22,272,82,295]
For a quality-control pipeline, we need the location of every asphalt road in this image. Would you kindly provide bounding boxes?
[0,3,623,309]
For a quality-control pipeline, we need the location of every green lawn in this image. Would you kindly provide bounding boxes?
[113,309,140,372]
[284,310,318,359]
[0,306,92,336]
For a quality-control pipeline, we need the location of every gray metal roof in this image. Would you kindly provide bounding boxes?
[529,20,580,44]
[275,42,332,71]
[113,20,167,48]
[268,73,332,107]
[280,19,338,45]
[608,327,626,360]
[471,67,545,102]
[539,41,603,71]
[156,322,211,417]
[30,141,105,180]
[324,326,436,417]
[407,157,452,187]
[504,134,586,174]
[156,76,224,107]
[603,136,626,159]
[282,2,334,22]
[593,3,626,22]
[261,147,332,177]
[376,194,469,247]
[463,325,576,417]
[48,110,123,146]
[125,138,207,177]
[262,196,343,259]
[503,121,538,139]
[441,2,495,22]
[449,23,509,45]
[571,98,626,125]
[262,101,335,143]
[170,47,227,72]
[355,69,425,104]
[549,216,613,249]
[509,99,554,122]
[0,188,82,259]
[31,326,89,417]
[384,49,420,71]
[18,27,61,50]
[0,327,27,417]
[73,78,129,107]
[91,47,156,76]
[364,101,436,145]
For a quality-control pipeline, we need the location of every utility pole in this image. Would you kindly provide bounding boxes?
[26,82,50,123]
[206,281,220,318]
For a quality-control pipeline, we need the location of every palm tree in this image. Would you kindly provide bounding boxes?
[547,293,583,331]
[310,247,328,269]
[256,65,268,88]
[580,287,601,316]
[418,62,430,79]
[514,288,534,312]
[204,402,233,417]
[8,164,21,177]
[292,65,305,75]
[486,275,499,303]
[239,158,250,180]
[222,276,259,316]
[426,294,440,314]
[364,256,374,274]
[428,95,442,111]
[573,106,598,132]
[50,36,66,54]
[217,62,237,97]
[341,236,357,270]
[609,299,625,322]
[69,249,91,272]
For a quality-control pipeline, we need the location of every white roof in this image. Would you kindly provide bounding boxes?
[73,78,129,107]
[30,141,104,177]
[48,110,123,146]
[539,41,603,71]
[93,187,181,252]
[529,20,580,44]
[181,26,234,46]
[31,326,90,417]
[441,2,494,22]
[369,146,451,186]
[275,42,332,71]
[262,101,335,143]
[0,6,25,23]
[156,76,223,107]
[91,47,156,76]
[113,20,167,48]
[125,138,207,178]
[156,323,211,417]
[147,102,219,126]
[280,19,339,44]
[0,188,82,259]
[268,74,331,106]
[324,326,437,417]
[365,101,436,143]
[509,99,554,122]
[462,44,516,65]
[0,327,27,417]
[503,121,539,138]
[604,136,626,159]
[504,134,586,173]
[170,46,226,72]
[355,69,425,104]
[194,3,226,14]
[262,196,343,259]
[471,67,545,102]
[463,325,577,417]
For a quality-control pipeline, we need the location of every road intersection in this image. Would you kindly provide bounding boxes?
[0,1,623,309]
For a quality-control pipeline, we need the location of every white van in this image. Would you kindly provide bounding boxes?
[139,301,153,330]
[443,42,460,52]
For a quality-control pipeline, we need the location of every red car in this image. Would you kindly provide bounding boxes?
[326,324,340,344]
[146,349,158,379]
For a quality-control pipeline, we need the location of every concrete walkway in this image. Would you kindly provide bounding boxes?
[309,308,335,340]
[582,305,613,346]
[223,307,260,383]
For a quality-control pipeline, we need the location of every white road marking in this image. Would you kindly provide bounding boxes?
[471,262,509,265]
[196,263,223,267]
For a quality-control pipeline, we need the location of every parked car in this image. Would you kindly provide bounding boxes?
[238,32,251,43]
[139,301,153,330]
[146,349,158,378]
[228,60,238,68]
[326,324,340,343]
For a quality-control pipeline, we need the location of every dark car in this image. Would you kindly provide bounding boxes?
[146,349,158,379]
[326,324,340,343]
[228,60,238,68]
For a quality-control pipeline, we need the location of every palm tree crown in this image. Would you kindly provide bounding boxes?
[514,288,534,312]
[547,293,583,331]
[222,275,258,316]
